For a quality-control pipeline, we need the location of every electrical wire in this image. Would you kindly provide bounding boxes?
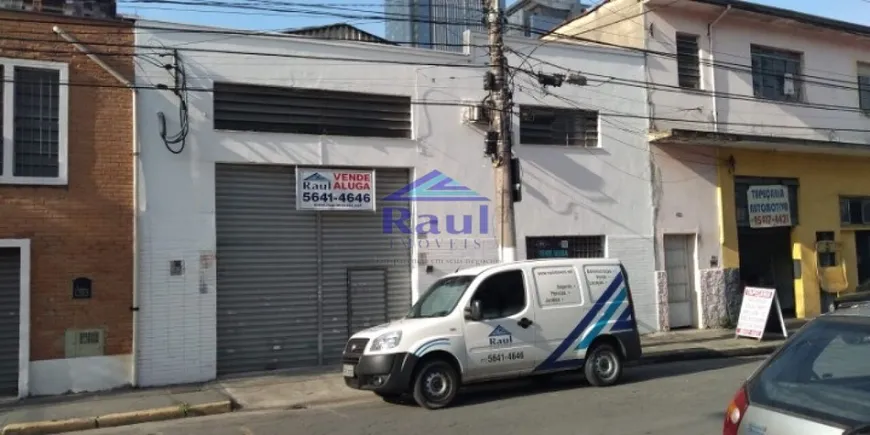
[115,0,870,91]
[4,26,870,119]
[505,46,870,116]
[6,3,870,93]
[4,44,870,135]
[6,3,870,135]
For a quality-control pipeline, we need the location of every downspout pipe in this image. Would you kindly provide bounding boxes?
[53,26,141,388]
[708,5,731,133]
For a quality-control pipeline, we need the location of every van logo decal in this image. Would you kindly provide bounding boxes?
[489,325,511,337]
[413,337,450,356]
[534,271,626,372]
[575,285,627,350]
[489,325,513,346]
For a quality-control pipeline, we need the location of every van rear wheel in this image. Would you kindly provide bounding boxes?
[584,343,622,387]
[412,359,459,409]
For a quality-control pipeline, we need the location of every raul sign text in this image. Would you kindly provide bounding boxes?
[747,185,791,229]
[296,167,376,211]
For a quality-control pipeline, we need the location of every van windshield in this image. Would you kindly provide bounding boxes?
[406,275,475,319]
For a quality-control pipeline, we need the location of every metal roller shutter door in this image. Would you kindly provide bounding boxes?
[216,165,412,374]
[321,168,412,365]
[0,248,20,396]
[216,164,319,375]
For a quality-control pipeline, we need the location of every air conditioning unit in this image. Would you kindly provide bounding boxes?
[462,102,489,125]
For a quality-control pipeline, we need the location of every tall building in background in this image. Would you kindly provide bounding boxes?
[385,0,505,52]
[0,0,116,18]
[506,0,590,38]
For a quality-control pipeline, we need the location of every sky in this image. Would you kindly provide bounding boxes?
[118,0,870,38]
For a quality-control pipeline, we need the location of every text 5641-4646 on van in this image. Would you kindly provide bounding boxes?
[341,258,643,409]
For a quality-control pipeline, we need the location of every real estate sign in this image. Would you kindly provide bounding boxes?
[296,168,376,211]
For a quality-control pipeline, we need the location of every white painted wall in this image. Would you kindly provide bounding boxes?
[640,2,870,328]
[646,5,870,144]
[134,21,656,387]
[644,3,870,262]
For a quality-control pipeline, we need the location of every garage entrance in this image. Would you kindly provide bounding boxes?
[735,177,799,318]
[0,247,21,396]
[214,164,412,376]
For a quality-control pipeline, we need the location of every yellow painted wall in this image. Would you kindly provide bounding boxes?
[716,148,870,318]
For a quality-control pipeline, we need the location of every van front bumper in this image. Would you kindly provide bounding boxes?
[342,352,418,395]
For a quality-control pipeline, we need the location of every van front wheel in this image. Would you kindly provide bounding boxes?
[584,343,622,387]
[412,359,459,409]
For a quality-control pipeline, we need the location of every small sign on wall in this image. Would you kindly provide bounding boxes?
[747,185,792,228]
[72,277,92,299]
[295,167,376,211]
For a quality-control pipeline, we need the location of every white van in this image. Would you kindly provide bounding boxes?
[341,258,643,409]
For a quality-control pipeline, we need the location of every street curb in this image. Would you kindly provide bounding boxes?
[0,400,234,435]
[243,345,783,411]
[635,344,780,366]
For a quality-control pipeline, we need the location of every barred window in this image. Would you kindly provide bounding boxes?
[676,32,700,89]
[751,45,803,102]
[0,60,68,185]
[519,105,598,147]
[526,236,605,259]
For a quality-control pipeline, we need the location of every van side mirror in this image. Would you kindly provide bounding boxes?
[465,300,482,321]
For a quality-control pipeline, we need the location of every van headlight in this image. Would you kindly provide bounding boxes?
[370,331,402,352]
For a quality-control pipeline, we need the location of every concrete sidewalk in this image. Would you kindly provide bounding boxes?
[0,328,789,435]
[0,385,233,435]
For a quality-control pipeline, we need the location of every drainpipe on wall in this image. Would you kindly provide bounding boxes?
[708,5,731,133]
[52,26,141,388]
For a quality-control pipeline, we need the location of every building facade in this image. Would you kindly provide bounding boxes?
[0,10,134,398]
[133,20,655,386]
[384,0,505,52]
[550,0,870,328]
[505,0,589,38]
[0,0,116,18]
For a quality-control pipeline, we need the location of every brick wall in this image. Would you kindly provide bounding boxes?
[0,11,134,361]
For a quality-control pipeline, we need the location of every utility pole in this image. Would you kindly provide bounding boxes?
[486,0,517,263]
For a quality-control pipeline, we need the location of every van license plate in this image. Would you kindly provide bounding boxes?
[342,364,355,377]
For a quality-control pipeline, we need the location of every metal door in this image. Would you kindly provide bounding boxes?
[0,248,20,396]
[664,234,695,328]
[215,165,412,374]
[347,268,388,334]
[215,164,320,375]
[857,231,870,290]
[320,169,412,365]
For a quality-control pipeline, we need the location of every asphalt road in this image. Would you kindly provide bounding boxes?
[80,357,764,435]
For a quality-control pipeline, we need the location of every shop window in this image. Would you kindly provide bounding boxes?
[840,196,870,225]
[816,231,836,268]
[212,82,412,139]
[526,236,605,259]
[470,270,527,320]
